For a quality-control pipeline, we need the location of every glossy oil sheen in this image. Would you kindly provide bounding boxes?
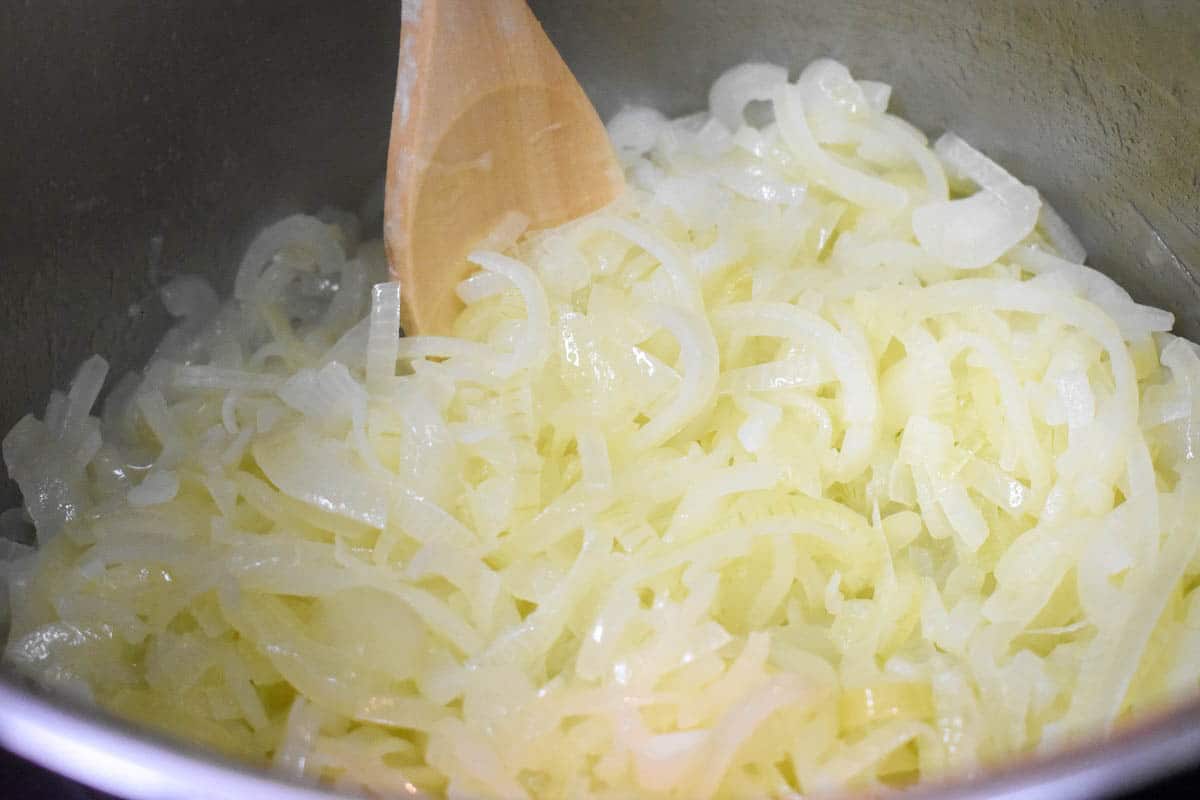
[0,1,1197,797]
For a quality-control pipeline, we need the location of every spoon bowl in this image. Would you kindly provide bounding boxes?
[384,0,624,335]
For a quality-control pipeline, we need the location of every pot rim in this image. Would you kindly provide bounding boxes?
[1,667,1197,799]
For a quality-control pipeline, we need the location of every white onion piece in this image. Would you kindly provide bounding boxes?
[174,366,281,393]
[630,305,719,450]
[607,105,669,160]
[320,254,370,335]
[858,80,892,113]
[708,62,788,132]
[366,282,401,393]
[161,275,219,322]
[60,356,108,444]
[456,271,511,305]
[1011,245,1173,341]
[235,214,344,302]
[592,217,703,311]
[466,251,550,377]
[715,302,879,479]
[127,470,179,507]
[913,184,1040,269]
[875,117,949,202]
[1038,200,1087,263]
[576,428,613,492]
[796,58,874,119]
[254,431,390,527]
[934,131,1015,190]
[774,83,908,212]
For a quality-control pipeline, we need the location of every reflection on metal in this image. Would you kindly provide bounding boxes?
[1131,202,1200,294]
[1,0,1198,797]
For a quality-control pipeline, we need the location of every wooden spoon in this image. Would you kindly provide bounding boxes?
[384,0,624,335]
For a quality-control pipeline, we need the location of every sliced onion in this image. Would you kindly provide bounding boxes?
[708,62,788,132]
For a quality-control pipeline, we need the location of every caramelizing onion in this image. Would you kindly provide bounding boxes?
[4,57,1200,799]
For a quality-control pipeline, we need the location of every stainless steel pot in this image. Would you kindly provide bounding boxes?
[1,1,1198,797]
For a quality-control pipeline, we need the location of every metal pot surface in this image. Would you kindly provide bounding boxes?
[1,1,1197,798]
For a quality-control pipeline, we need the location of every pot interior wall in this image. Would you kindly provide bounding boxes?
[2,0,1197,512]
